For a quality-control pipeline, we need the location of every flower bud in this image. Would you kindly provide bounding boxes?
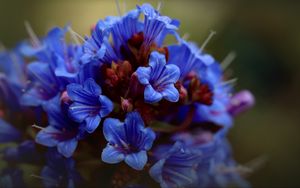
[121,97,133,112]
[228,90,255,116]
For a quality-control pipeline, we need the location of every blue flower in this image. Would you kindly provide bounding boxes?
[82,3,179,65]
[137,3,179,46]
[0,48,26,109]
[41,149,83,188]
[81,20,112,64]
[102,112,155,170]
[0,118,21,143]
[136,51,180,103]
[67,78,113,133]
[228,90,255,116]
[21,26,87,107]
[0,168,25,188]
[35,96,85,158]
[21,62,61,106]
[171,130,250,188]
[168,39,214,80]
[149,142,202,188]
[1,140,42,164]
[196,138,250,188]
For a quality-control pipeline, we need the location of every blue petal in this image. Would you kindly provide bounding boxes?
[67,83,95,104]
[149,52,166,81]
[163,64,180,84]
[135,67,151,85]
[35,126,60,147]
[43,96,70,129]
[101,144,125,164]
[68,102,99,122]
[144,84,162,103]
[85,116,101,133]
[161,84,179,102]
[124,112,144,143]
[149,159,165,185]
[0,119,21,143]
[99,95,113,117]
[83,78,102,96]
[125,150,147,170]
[57,138,78,158]
[140,128,156,150]
[103,118,126,145]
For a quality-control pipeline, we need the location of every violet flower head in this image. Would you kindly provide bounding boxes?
[102,112,156,170]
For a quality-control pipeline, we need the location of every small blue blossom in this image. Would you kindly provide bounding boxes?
[81,21,111,64]
[0,168,25,188]
[136,51,180,103]
[41,149,83,188]
[21,62,61,106]
[21,26,87,107]
[171,130,250,188]
[1,140,42,164]
[0,48,26,109]
[35,96,85,158]
[149,142,202,188]
[168,39,214,80]
[82,3,179,65]
[67,78,113,133]
[137,3,179,46]
[102,112,155,170]
[0,118,21,143]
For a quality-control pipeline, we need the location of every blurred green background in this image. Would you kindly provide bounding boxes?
[0,0,299,187]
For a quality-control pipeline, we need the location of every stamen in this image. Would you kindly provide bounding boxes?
[182,33,190,40]
[123,0,127,13]
[200,30,217,52]
[243,155,268,174]
[0,42,5,51]
[157,0,164,12]
[115,0,122,16]
[68,28,85,43]
[221,78,238,86]
[30,174,58,185]
[68,29,80,45]
[221,51,236,70]
[24,21,41,47]
[32,124,44,130]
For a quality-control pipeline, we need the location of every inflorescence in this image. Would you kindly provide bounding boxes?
[0,3,255,188]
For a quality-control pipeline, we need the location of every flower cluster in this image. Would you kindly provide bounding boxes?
[0,3,255,188]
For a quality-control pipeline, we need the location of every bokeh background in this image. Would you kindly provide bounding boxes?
[0,0,299,187]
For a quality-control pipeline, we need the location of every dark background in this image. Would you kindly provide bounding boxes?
[0,0,299,187]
